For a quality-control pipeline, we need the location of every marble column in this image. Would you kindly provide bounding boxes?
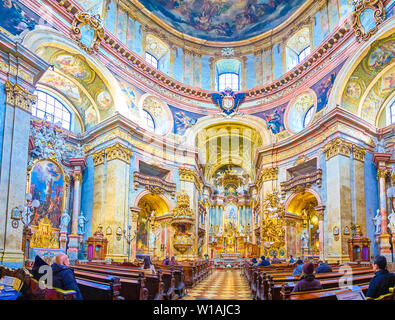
[0,82,37,267]
[352,145,367,236]
[373,153,392,260]
[322,138,352,263]
[315,205,326,261]
[67,158,87,263]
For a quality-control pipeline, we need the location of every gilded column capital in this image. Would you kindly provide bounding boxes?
[352,144,366,162]
[322,137,352,160]
[256,167,278,190]
[105,143,133,163]
[377,168,388,179]
[314,205,326,220]
[72,172,82,183]
[92,149,105,166]
[179,168,197,183]
[5,81,36,112]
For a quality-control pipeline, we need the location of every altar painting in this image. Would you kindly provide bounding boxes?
[29,160,64,228]
[223,204,238,234]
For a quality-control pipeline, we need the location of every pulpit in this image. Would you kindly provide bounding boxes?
[86,229,108,260]
[348,229,370,262]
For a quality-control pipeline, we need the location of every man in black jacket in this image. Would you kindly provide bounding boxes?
[51,253,83,300]
[366,255,395,299]
[315,261,333,274]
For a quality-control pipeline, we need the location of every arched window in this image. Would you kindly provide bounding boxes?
[286,28,311,71]
[298,46,311,63]
[145,52,158,69]
[32,90,71,130]
[218,72,239,92]
[142,109,155,131]
[303,105,315,128]
[390,101,395,124]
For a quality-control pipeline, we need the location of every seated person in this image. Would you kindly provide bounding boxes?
[258,256,270,266]
[143,256,156,275]
[271,254,281,264]
[367,255,395,299]
[169,256,178,266]
[315,261,332,274]
[289,255,295,263]
[51,253,83,300]
[30,255,49,280]
[292,262,322,293]
[162,256,170,265]
[292,259,304,276]
[251,258,259,266]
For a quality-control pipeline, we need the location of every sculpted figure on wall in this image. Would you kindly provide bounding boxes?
[60,210,71,233]
[388,210,395,233]
[373,209,381,234]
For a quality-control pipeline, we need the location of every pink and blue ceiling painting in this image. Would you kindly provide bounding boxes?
[137,0,307,42]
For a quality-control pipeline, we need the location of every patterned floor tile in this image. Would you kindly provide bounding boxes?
[182,269,252,300]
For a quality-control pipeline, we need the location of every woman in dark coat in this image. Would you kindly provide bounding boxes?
[292,262,323,293]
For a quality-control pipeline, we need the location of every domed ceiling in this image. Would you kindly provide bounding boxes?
[136,0,307,42]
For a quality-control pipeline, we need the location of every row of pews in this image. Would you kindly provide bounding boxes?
[0,265,76,300]
[72,259,212,300]
[243,261,391,300]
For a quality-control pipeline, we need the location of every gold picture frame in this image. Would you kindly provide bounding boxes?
[352,0,386,42]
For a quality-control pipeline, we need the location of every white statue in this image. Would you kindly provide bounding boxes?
[388,210,395,233]
[301,230,309,249]
[78,212,88,234]
[373,209,381,234]
[59,210,71,233]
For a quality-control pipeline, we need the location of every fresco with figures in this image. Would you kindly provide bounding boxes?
[253,103,287,134]
[170,105,203,135]
[137,0,307,41]
[29,160,64,228]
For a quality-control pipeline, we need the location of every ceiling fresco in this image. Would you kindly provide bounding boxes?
[136,0,307,42]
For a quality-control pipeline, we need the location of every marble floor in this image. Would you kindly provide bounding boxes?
[182,269,252,300]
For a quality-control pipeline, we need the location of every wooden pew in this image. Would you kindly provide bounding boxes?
[1,265,76,300]
[73,264,165,300]
[281,284,370,300]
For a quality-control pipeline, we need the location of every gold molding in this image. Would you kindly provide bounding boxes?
[352,0,386,42]
[179,167,202,191]
[322,137,352,161]
[352,144,366,162]
[92,143,133,166]
[377,168,388,179]
[72,172,82,183]
[70,12,105,54]
[4,81,36,113]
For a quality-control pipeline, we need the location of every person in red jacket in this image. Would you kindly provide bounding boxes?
[292,262,323,293]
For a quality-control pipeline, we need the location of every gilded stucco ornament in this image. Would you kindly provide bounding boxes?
[4,81,36,112]
[351,0,386,42]
[71,12,105,54]
[322,137,352,160]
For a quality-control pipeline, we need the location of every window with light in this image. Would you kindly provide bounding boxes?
[218,73,239,92]
[145,52,158,69]
[391,101,395,124]
[143,109,155,132]
[32,90,71,130]
[303,106,315,128]
[298,46,311,63]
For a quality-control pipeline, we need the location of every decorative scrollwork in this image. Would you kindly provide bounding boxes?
[352,0,386,42]
[71,12,105,54]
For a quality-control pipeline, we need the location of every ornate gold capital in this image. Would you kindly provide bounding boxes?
[352,144,366,162]
[5,81,36,112]
[377,168,388,179]
[92,150,105,166]
[105,143,133,163]
[72,172,82,183]
[256,167,278,190]
[322,137,352,160]
[179,167,202,191]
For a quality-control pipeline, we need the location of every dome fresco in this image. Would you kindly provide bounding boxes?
[136,0,307,42]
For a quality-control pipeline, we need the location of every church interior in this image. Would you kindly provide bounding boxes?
[0,0,395,301]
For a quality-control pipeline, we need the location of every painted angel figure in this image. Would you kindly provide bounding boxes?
[388,210,395,233]
[78,212,88,234]
[373,209,381,234]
